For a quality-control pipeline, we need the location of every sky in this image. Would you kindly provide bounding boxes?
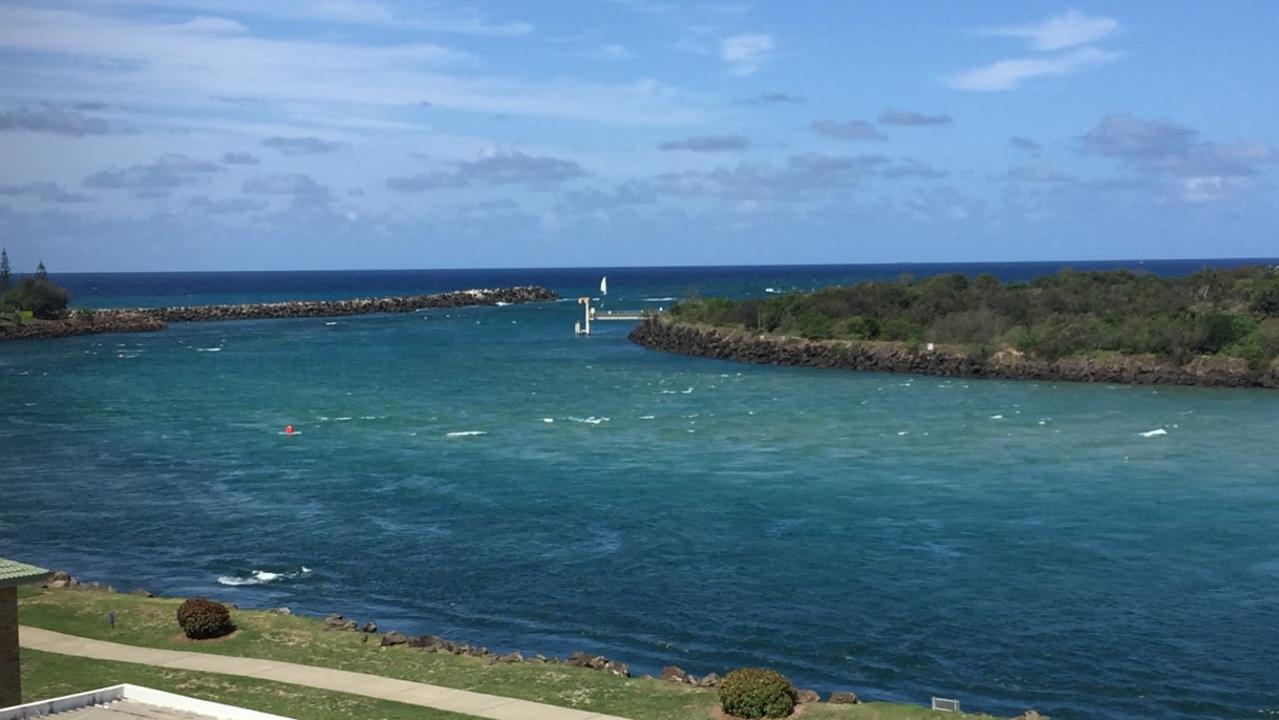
[0,1,1277,272]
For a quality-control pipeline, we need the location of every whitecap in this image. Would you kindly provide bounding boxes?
[542,418,555,423]
[496,301,511,306]
[195,347,222,353]
[989,414,1004,420]
[643,297,676,302]
[1139,428,1167,437]
[681,387,693,394]
[446,430,487,437]
[217,567,311,587]
[324,321,338,326]
[638,415,655,420]
[567,416,609,425]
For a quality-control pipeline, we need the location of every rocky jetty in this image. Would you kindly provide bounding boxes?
[0,286,559,341]
[629,317,1279,389]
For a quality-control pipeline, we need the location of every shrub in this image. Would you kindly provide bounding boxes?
[719,668,796,719]
[176,598,234,639]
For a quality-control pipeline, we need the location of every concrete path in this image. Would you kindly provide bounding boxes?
[20,626,631,720]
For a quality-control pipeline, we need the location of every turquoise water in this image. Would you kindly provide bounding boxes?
[2,263,1277,720]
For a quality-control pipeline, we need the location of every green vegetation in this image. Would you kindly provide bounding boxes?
[22,649,473,720]
[176,597,235,639]
[719,668,797,719]
[669,266,1279,368]
[18,588,1000,720]
[0,256,70,320]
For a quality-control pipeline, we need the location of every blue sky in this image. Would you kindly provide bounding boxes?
[0,1,1276,271]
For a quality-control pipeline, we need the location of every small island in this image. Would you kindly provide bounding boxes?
[630,266,1279,388]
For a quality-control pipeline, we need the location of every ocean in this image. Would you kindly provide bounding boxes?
[2,259,1277,720]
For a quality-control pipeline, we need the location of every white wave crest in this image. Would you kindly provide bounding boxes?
[643,297,675,302]
[567,416,609,425]
[1139,428,1167,437]
[446,430,487,437]
[195,347,222,352]
[217,567,311,587]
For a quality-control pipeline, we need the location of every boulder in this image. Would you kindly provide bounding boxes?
[44,570,76,588]
[1014,711,1047,720]
[586,656,610,671]
[697,673,721,688]
[567,651,592,668]
[129,589,153,597]
[499,651,524,664]
[796,689,821,704]
[360,622,377,634]
[268,607,292,616]
[380,631,408,647]
[827,691,859,704]
[604,661,630,678]
[324,613,347,629]
[660,666,690,684]
[408,634,444,651]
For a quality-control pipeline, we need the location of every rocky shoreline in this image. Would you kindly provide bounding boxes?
[0,286,559,341]
[629,317,1279,389]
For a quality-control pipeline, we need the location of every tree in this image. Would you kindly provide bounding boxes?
[0,249,9,291]
[35,260,47,280]
[2,276,69,319]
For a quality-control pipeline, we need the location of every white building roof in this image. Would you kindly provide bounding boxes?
[0,685,294,720]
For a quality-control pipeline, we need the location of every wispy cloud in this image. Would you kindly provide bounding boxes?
[985,10,1118,51]
[733,92,803,106]
[658,135,750,152]
[387,151,585,192]
[0,6,703,126]
[221,152,260,165]
[0,103,111,136]
[1010,136,1042,152]
[947,46,1118,91]
[879,109,952,126]
[594,44,635,61]
[84,0,533,36]
[720,33,774,76]
[0,181,94,203]
[810,119,885,141]
[948,10,1120,92]
[84,153,221,196]
[263,137,346,155]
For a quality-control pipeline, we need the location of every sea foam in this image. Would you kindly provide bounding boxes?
[217,567,311,586]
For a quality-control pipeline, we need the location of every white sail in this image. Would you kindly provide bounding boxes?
[600,276,608,296]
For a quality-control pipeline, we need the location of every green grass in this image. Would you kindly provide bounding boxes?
[21,649,472,720]
[19,588,1001,720]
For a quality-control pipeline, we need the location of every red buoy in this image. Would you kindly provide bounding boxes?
[285,424,295,435]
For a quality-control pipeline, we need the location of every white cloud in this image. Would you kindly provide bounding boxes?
[720,33,774,76]
[0,6,704,126]
[73,0,533,36]
[947,46,1118,91]
[986,10,1118,51]
[595,44,635,61]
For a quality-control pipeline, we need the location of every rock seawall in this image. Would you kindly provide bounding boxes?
[0,286,558,341]
[629,317,1279,389]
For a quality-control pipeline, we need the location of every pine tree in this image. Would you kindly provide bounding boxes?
[35,260,47,280]
[0,249,10,290]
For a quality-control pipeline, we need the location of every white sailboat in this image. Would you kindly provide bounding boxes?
[599,276,608,296]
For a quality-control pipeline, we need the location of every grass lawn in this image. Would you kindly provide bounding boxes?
[18,588,1003,720]
[21,649,472,720]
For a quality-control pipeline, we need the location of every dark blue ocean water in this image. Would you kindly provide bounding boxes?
[3,260,1277,720]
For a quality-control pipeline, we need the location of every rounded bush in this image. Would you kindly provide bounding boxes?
[176,598,234,640]
[719,668,796,719]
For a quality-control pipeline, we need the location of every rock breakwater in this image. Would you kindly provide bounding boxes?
[0,286,559,341]
[629,317,1279,389]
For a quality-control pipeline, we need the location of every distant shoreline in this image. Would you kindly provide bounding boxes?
[0,285,559,341]
[629,317,1279,389]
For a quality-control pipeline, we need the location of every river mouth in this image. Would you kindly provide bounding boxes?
[4,264,1276,720]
